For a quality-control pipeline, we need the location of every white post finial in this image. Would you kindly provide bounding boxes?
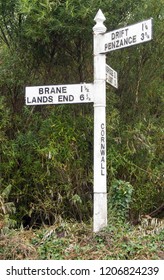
[93,9,107,34]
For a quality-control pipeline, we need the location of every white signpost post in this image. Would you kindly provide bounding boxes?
[92,10,107,232]
[25,9,153,232]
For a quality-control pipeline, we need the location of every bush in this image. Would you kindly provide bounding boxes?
[108,179,133,221]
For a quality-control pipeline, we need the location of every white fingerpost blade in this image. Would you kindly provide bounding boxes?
[25,83,94,105]
[100,18,153,53]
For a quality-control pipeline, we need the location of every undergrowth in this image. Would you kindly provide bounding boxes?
[0,219,163,260]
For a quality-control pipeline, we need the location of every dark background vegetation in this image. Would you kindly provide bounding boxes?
[0,0,163,231]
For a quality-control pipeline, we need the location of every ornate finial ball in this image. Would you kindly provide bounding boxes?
[93,9,107,34]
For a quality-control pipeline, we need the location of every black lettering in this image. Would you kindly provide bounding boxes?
[58,95,74,102]
[27,96,53,104]
[105,33,138,51]
[101,144,105,150]
[112,41,115,49]
[58,95,63,102]
[46,268,51,275]
[38,86,67,95]
[115,31,119,39]
[27,97,32,104]
[50,87,56,94]
[55,86,67,94]
[39,88,43,94]
[100,150,105,156]
[31,269,37,275]
[133,35,137,43]
[56,87,62,94]
[119,39,125,47]
[111,29,129,40]
[37,96,42,102]
[6,269,10,275]
[62,87,67,93]
[116,40,120,47]
[124,37,128,45]
[101,169,105,176]
[129,36,133,44]
[32,97,36,103]
[101,123,105,129]
[101,163,105,169]
[125,28,128,36]
[101,156,105,162]
[49,269,56,275]
[45,87,49,94]
[101,137,105,143]
[10,266,18,275]
[63,95,68,102]
[48,96,53,102]
[107,77,113,84]
[58,266,67,275]
[41,269,46,276]
[108,43,112,50]
[43,96,47,102]
[69,95,74,101]
[101,129,105,136]
[121,30,124,37]
[100,122,106,175]
[111,32,115,40]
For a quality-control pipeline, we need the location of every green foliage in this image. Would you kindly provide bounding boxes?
[37,233,69,260]
[106,0,164,217]
[1,221,163,259]
[0,106,93,225]
[0,0,163,228]
[108,180,133,221]
[0,185,16,232]
[106,114,164,216]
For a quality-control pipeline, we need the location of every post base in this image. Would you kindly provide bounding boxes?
[93,192,107,232]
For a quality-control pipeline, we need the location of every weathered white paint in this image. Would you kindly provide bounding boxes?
[25,83,94,105]
[106,64,118,89]
[100,18,153,53]
[93,9,107,232]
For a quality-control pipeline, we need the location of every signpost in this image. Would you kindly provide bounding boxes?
[25,9,153,233]
[92,11,152,232]
[106,64,118,89]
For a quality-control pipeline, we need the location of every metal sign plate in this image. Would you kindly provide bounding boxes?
[100,18,153,53]
[106,64,118,88]
[25,83,94,105]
